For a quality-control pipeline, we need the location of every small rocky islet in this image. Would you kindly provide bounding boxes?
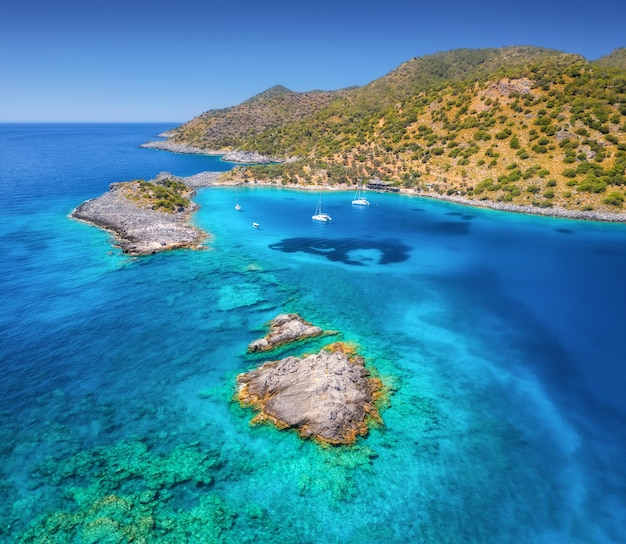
[69,172,220,255]
[237,314,384,445]
[247,312,330,352]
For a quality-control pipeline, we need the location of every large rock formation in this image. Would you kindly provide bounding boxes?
[236,343,382,445]
[247,313,326,352]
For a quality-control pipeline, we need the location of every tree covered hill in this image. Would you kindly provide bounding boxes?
[166,46,626,213]
[594,47,626,70]
[168,84,347,151]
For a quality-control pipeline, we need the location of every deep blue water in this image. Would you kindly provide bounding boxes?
[0,123,625,543]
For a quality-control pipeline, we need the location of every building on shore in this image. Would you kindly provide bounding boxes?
[366,178,399,192]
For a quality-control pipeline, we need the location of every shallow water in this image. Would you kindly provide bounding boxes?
[0,124,624,543]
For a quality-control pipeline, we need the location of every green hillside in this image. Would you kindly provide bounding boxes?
[594,48,626,70]
[169,85,346,151]
[167,46,626,214]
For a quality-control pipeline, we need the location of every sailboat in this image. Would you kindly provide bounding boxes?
[312,195,332,222]
[235,189,242,211]
[352,183,369,206]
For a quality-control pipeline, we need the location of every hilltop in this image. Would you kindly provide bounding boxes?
[165,84,346,151]
[155,46,626,216]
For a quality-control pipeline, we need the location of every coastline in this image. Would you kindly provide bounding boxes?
[140,140,222,156]
[212,175,626,224]
[70,167,626,258]
[140,140,279,164]
[139,133,626,224]
[411,191,626,223]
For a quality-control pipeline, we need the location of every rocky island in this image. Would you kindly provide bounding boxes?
[237,314,382,445]
[70,173,212,255]
[247,313,329,352]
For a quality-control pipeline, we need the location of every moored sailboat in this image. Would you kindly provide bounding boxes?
[352,184,369,206]
[312,195,332,222]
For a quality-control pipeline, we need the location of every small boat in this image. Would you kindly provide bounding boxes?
[252,222,260,228]
[235,202,242,211]
[312,196,332,222]
[352,184,370,206]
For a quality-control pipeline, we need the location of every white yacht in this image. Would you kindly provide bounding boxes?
[312,196,332,222]
[352,184,369,206]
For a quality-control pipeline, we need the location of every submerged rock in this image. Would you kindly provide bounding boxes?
[236,343,382,445]
[20,440,231,542]
[247,313,325,352]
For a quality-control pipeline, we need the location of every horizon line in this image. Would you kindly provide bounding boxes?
[0,120,184,125]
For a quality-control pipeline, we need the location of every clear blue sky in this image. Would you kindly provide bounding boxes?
[2,0,624,123]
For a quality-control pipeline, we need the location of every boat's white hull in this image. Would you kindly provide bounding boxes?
[312,214,332,222]
[352,198,369,206]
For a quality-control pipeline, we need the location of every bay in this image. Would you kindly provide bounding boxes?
[0,124,624,543]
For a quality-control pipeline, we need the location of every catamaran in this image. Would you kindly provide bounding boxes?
[312,196,332,222]
[352,184,370,206]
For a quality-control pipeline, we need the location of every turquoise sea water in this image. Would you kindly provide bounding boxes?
[0,124,625,543]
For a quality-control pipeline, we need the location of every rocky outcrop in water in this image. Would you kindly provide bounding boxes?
[236,342,382,445]
[247,314,326,352]
[70,175,207,255]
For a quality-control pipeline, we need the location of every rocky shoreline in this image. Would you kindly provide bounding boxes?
[232,177,626,223]
[140,140,277,164]
[422,192,626,223]
[140,140,220,155]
